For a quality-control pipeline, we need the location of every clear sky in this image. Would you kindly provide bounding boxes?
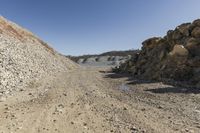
[1,0,200,55]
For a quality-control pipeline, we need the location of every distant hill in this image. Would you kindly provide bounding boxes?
[68,50,140,62]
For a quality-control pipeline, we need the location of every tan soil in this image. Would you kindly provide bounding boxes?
[0,66,199,133]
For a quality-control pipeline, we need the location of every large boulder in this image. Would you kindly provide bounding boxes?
[191,27,200,38]
[169,44,189,56]
[192,19,200,27]
[186,38,200,56]
[176,23,191,37]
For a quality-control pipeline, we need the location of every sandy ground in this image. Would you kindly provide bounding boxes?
[0,66,200,133]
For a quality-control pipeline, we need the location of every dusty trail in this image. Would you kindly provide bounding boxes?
[0,66,199,133]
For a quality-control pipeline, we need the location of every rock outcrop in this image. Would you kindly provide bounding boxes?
[0,16,77,95]
[68,50,139,67]
[77,55,131,67]
[116,19,200,88]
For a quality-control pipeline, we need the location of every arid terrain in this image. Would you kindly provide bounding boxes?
[0,66,200,133]
[0,16,200,133]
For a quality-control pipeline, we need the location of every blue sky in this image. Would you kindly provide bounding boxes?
[1,0,200,55]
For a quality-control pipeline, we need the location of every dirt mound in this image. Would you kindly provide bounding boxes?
[116,19,200,88]
[0,16,77,95]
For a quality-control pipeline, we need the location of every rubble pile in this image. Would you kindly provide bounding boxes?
[117,19,200,88]
[0,16,77,95]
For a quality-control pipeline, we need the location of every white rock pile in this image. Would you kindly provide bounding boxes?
[0,16,77,95]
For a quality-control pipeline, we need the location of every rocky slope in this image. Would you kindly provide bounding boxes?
[116,19,200,88]
[0,16,77,96]
[77,55,130,66]
[69,50,139,67]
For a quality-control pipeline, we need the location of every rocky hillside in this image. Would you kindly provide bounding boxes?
[0,16,77,95]
[116,19,200,88]
[69,50,139,66]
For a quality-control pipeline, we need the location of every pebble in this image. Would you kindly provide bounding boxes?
[19,89,24,91]
[123,107,127,110]
[130,127,138,131]
[185,128,194,133]
[158,105,163,109]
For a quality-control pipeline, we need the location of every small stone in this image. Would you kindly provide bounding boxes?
[19,89,24,91]
[185,128,194,133]
[58,104,64,108]
[158,105,163,109]
[130,126,138,131]
[123,107,127,110]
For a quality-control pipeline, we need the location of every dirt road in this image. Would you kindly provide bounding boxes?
[0,66,199,133]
